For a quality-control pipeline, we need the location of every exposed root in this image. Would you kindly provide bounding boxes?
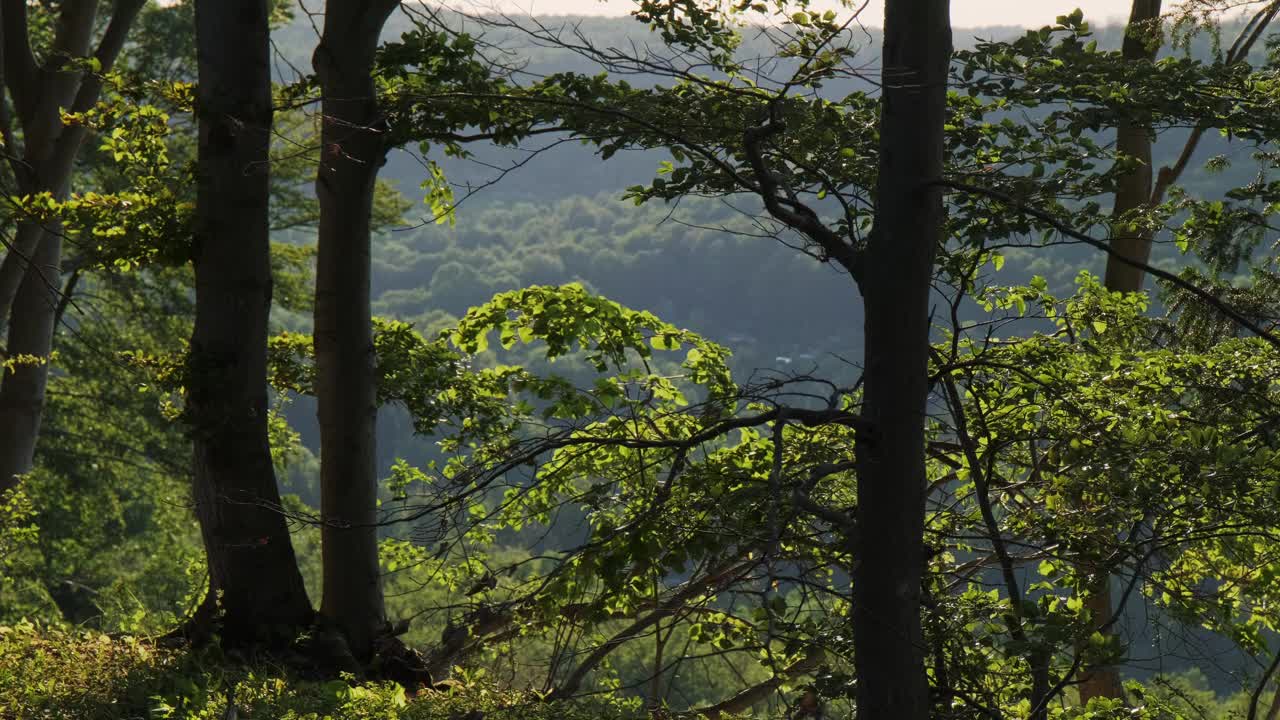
[371,630,436,692]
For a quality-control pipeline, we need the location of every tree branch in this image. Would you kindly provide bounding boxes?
[44,0,146,181]
[742,118,864,281]
[1150,2,1280,206]
[546,556,760,699]
[686,647,826,719]
[791,460,857,528]
[0,0,37,124]
[938,179,1280,347]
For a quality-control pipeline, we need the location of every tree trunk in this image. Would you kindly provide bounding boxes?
[852,2,950,719]
[0,0,145,496]
[0,230,60,492]
[1083,0,1162,704]
[189,0,312,646]
[312,0,399,662]
[0,0,94,328]
[1102,0,1162,293]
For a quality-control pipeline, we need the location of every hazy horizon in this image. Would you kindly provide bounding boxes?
[426,0,1136,27]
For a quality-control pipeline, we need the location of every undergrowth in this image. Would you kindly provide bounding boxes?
[0,621,642,720]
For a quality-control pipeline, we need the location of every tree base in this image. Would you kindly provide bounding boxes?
[163,609,447,695]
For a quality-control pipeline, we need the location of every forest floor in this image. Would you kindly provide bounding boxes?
[0,622,639,720]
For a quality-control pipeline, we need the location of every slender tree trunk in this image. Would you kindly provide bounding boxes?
[1082,0,1162,704]
[312,0,399,661]
[1265,679,1280,720]
[1102,0,1162,293]
[0,230,60,491]
[851,2,950,719]
[189,0,312,646]
[0,0,144,495]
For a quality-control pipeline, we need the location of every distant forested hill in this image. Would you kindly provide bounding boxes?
[271,9,1273,500]
[271,10,1264,353]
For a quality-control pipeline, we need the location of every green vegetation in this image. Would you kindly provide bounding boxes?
[0,622,641,720]
[9,1,1280,719]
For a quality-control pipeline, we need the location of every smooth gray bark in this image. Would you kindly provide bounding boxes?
[1102,0,1162,295]
[1085,1,1162,703]
[852,1,950,718]
[0,0,145,496]
[313,0,399,661]
[190,0,312,645]
[0,231,60,490]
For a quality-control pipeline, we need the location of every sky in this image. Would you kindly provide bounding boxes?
[449,0,1137,26]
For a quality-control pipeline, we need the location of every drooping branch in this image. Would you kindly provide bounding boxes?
[791,459,857,528]
[934,349,1052,717]
[939,179,1280,347]
[424,603,514,680]
[422,557,778,694]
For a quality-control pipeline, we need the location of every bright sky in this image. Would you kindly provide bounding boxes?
[455,0,1135,26]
